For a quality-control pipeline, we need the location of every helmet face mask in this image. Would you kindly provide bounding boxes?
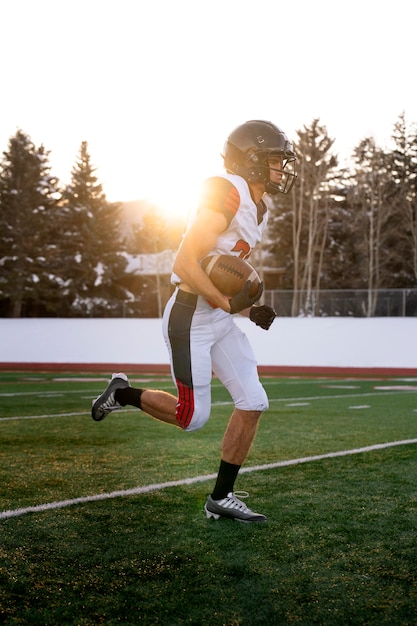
[223,120,297,195]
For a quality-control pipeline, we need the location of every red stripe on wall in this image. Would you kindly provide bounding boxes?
[1,363,416,378]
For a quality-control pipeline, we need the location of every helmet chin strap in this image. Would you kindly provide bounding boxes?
[266,160,297,195]
[265,182,282,195]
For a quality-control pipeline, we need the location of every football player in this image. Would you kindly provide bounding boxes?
[92,120,297,522]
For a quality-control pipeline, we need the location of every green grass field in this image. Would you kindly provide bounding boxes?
[1,372,417,625]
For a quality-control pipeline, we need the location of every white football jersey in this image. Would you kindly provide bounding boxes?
[207,173,268,260]
[171,173,267,285]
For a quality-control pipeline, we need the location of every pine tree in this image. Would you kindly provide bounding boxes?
[267,119,338,315]
[347,137,399,314]
[389,113,417,284]
[60,141,128,316]
[0,130,61,317]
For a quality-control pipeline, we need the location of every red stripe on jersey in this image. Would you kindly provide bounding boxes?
[198,177,241,223]
[224,185,240,216]
[175,379,195,429]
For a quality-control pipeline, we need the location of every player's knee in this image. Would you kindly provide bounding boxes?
[175,402,210,432]
[260,389,269,411]
[236,385,269,412]
[252,393,269,412]
[184,407,211,432]
[175,384,211,432]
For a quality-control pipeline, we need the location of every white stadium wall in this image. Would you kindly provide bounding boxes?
[0,317,416,376]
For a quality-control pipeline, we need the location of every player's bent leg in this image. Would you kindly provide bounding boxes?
[139,388,179,426]
[141,383,211,431]
[178,382,212,432]
[92,374,211,430]
[119,384,211,431]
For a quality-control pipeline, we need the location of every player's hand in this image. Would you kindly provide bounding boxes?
[249,304,277,330]
[229,280,263,314]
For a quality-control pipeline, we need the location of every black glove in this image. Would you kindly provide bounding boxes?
[229,280,263,314]
[249,304,277,330]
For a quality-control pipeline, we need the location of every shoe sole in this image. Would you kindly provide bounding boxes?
[204,504,266,523]
[91,400,122,421]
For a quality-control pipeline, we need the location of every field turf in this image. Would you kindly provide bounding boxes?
[1,372,416,625]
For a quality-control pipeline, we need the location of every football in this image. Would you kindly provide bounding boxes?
[200,254,261,297]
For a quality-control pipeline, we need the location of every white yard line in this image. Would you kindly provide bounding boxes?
[1,438,416,521]
[0,389,100,397]
[0,408,136,421]
[1,388,417,420]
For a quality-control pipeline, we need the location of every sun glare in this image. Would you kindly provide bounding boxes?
[108,133,225,225]
[147,178,199,224]
[144,158,220,224]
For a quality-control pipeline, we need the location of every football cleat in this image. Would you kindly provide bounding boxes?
[91,373,130,421]
[205,491,267,523]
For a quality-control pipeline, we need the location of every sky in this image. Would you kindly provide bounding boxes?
[1,0,416,218]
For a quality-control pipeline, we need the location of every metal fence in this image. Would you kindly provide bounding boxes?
[263,289,417,317]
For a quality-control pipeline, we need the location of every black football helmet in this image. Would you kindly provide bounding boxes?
[223,120,297,195]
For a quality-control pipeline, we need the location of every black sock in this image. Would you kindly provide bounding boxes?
[115,387,144,409]
[211,460,241,500]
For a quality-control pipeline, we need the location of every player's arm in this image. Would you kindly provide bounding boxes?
[173,207,232,312]
[174,176,261,314]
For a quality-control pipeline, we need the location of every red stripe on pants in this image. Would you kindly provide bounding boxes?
[176,380,195,429]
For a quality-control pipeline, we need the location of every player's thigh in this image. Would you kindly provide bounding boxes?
[184,325,215,431]
[163,291,215,430]
[211,323,268,411]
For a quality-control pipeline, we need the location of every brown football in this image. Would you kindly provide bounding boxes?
[200,254,261,297]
